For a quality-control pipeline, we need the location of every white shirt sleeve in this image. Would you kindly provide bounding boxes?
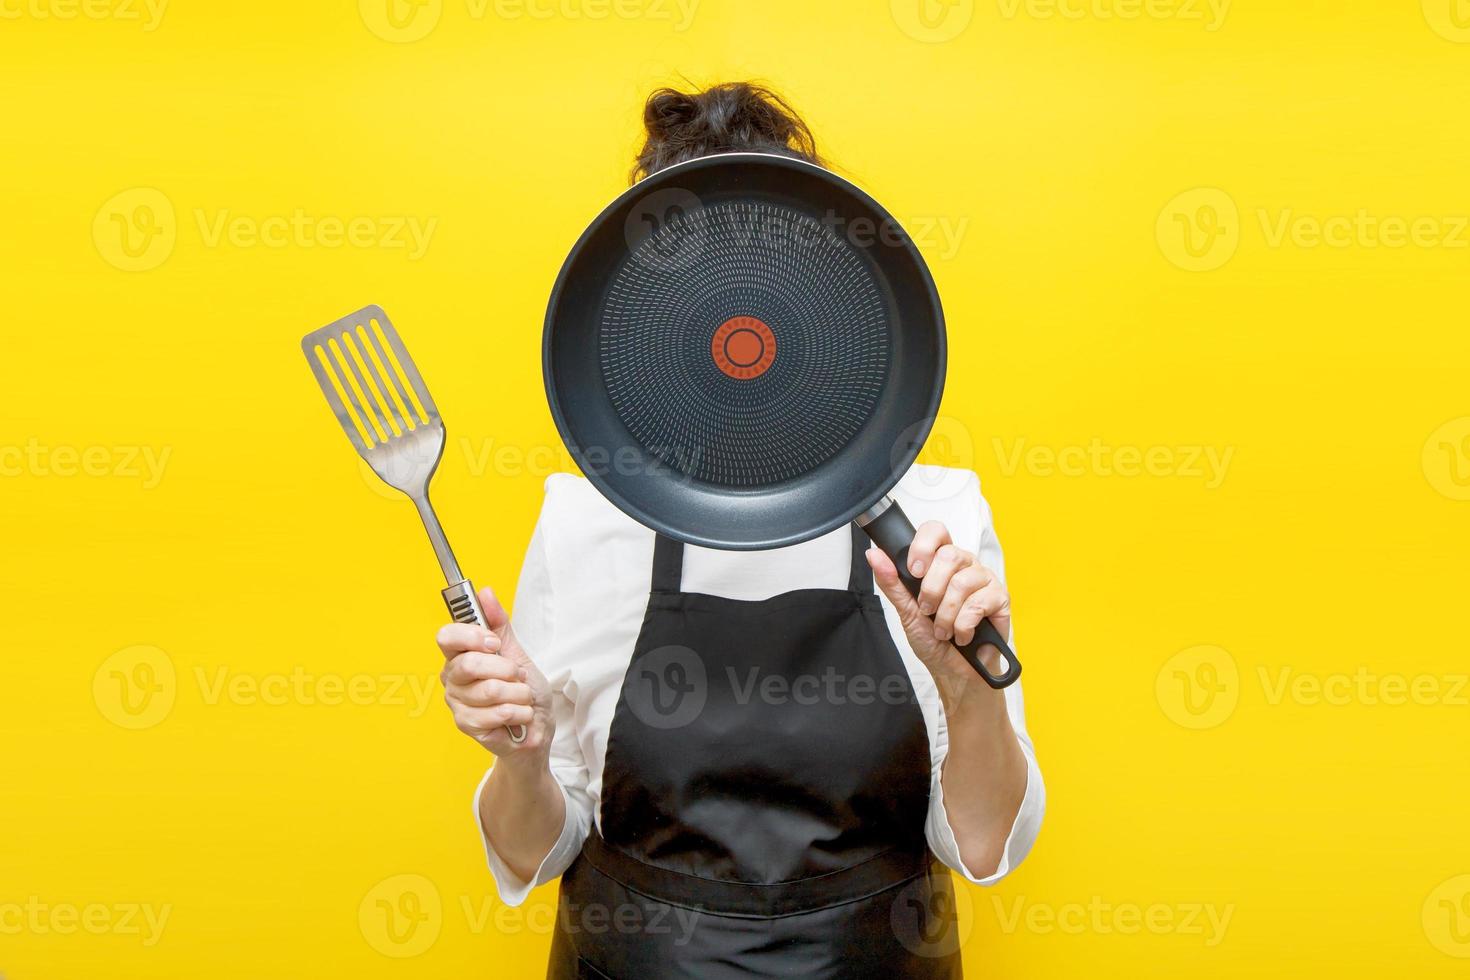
[922,478,1046,885]
[472,517,595,907]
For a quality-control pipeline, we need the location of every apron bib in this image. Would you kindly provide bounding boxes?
[549,526,962,979]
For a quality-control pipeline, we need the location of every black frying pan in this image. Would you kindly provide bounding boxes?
[543,152,1020,688]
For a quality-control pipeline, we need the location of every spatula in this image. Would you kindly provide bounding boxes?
[302,304,526,742]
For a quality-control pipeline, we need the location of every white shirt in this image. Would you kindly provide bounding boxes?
[476,464,1045,906]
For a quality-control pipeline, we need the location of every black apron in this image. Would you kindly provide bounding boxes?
[548,526,963,979]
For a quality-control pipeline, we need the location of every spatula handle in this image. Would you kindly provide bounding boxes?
[443,581,529,744]
[858,500,1022,690]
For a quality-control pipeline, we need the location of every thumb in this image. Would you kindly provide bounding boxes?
[865,547,923,624]
[476,585,534,673]
[476,585,511,634]
[867,548,946,662]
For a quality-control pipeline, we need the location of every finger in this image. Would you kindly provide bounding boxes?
[933,565,991,642]
[906,521,953,581]
[866,547,922,622]
[477,586,511,632]
[443,651,520,687]
[435,623,498,657]
[452,702,534,735]
[953,581,1009,647]
[452,679,534,709]
[917,543,972,618]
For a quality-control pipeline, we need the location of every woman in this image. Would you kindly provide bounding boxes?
[436,82,1044,979]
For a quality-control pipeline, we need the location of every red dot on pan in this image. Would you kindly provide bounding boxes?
[711,316,777,380]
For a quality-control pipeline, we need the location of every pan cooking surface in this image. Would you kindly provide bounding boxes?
[599,199,892,488]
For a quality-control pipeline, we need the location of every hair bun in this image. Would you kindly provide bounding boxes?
[644,89,700,135]
[632,82,821,183]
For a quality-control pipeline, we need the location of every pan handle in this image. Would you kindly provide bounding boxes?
[857,499,1022,690]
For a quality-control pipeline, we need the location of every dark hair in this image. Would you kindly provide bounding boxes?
[631,81,823,183]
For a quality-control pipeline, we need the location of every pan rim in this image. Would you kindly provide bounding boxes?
[542,151,947,551]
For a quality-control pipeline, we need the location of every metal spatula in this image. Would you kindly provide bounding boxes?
[302,304,525,742]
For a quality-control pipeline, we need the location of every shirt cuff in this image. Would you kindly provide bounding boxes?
[929,747,1046,886]
[472,764,581,907]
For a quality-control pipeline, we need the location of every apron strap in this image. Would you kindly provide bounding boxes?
[651,533,684,592]
[847,523,874,594]
[652,525,875,594]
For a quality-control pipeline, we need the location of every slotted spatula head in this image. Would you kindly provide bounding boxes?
[302,305,445,499]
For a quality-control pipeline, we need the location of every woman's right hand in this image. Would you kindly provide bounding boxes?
[437,585,554,758]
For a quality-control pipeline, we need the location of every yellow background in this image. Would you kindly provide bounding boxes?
[3,0,1468,976]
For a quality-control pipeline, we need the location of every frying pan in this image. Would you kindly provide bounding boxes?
[543,152,1020,689]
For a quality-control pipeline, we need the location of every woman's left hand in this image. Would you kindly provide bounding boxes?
[865,520,1010,673]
